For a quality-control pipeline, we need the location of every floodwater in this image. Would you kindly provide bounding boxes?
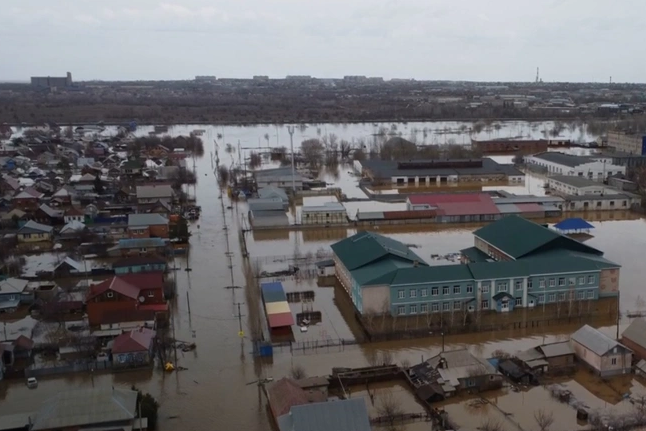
[0,122,642,431]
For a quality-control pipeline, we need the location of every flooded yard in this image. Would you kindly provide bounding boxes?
[1,121,643,431]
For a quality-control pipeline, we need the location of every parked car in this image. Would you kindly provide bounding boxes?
[27,377,38,389]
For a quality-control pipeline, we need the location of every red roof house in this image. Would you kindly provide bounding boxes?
[112,327,156,367]
[86,274,167,326]
[407,193,500,217]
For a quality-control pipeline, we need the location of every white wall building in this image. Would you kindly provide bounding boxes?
[526,152,625,181]
[548,176,611,196]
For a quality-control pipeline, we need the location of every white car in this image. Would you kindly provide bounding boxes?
[26,377,38,389]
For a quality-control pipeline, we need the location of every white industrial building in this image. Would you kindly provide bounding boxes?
[301,202,347,225]
[526,152,625,181]
[548,176,641,211]
[548,176,611,196]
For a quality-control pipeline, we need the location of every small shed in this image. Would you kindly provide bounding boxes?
[553,218,594,234]
[498,359,537,385]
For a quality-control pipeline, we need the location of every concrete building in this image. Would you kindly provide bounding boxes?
[357,158,524,185]
[250,210,289,228]
[301,202,347,225]
[471,139,548,155]
[570,325,632,377]
[548,176,642,211]
[526,152,625,181]
[548,175,613,196]
[30,72,72,89]
[331,216,620,317]
[255,168,304,191]
[607,130,646,155]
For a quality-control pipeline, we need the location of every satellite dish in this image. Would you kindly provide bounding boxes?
[138,296,145,303]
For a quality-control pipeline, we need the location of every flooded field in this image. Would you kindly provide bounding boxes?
[0,121,643,431]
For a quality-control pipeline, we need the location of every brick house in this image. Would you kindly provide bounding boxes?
[12,187,43,210]
[86,273,167,326]
[127,213,169,238]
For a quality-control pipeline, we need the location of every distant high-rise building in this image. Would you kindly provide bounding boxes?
[195,76,217,82]
[31,72,72,89]
[607,130,646,155]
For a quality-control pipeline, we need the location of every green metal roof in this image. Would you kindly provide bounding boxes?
[362,255,620,287]
[460,246,491,263]
[351,259,414,286]
[331,231,426,271]
[473,215,602,259]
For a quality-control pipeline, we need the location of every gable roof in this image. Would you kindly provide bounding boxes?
[60,220,86,234]
[622,319,646,349]
[258,185,288,201]
[87,273,164,301]
[268,378,311,418]
[53,185,75,197]
[473,215,602,259]
[531,151,593,168]
[277,398,371,431]
[128,213,169,227]
[0,278,29,294]
[14,187,43,199]
[331,231,426,271]
[18,220,54,234]
[39,203,63,218]
[136,184,173,199]
[112,327,156,354]
[571,324,631,357]
[31,388,137,431]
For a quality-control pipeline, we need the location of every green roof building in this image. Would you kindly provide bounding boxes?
[331,217,619,318]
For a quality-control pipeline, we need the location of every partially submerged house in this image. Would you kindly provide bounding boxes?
[571,324,632,376]
[406,349,502,403]
[277,398,371,431]
[111,327,156,368]
[0,278,32,313]
[516,341,575,375]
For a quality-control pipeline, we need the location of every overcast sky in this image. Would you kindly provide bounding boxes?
[1,0,642,82]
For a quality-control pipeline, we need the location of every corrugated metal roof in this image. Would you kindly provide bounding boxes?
[495,203,520,214]
[277,398,371,431]
[571,325,629,357]
[265,301,290,315]
[531,152,593,167]
[19,220,53,234]
[128,213,168,227]
[356,211,385,221]
[267,312,294,328]
[331,231,425,271]
[539,341,574,358]
[31,388,137,431]
[302,202,346,213]
[383,210,436,220]
[622,318,646,349]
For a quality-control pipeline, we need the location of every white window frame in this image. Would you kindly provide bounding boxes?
[421,288,428,297]
[497,282,507,292]
[515,297,523,306]
[558,277,565,286]
[481,300,489,309]
[442,286,449,295]
[431,287,439,296]
[548,293,556,302]
[442,302,450,311]
[538,294,544,303]
[558,292,566,301]
[578,276,585,284]
[515,281,522,291]
[587,290,594,299]
[588,275,595,284]
[549,278,556,287]
[539,279,545,288]
[397,306,406,315]
[431,302,439,312]
[453,285,461,295]
[398,290,405,299]
[453,301,461,310]
[577,291,585,299]
[410,290,417,298]
[420,303,428,313]
[482,285,490,293]
[466,284,473,294]
[409,304,417,314]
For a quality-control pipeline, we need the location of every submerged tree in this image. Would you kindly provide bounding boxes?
[301,138,325,167]
[248,152,262,170]
[376,390,404,431]
[93,175,105,194]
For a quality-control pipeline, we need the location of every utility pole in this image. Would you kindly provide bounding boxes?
[235,302,245,338]
[287,125,296,193]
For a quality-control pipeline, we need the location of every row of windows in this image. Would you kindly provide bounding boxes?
[396,290,597,314]
[397,300,465,315]
[397,276,597,299]
[397,285,474,299]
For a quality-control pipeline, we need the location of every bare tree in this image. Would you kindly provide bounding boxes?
[290,364,307,379]
[400,358,411,369]
[366,350,379,367]
[248,152,262,170]
[378,351,394,366]
[301,139,325,168]
[479,419,504,431]
[534,408,555,431]
[491,349,511,360]
[375,390,404,431]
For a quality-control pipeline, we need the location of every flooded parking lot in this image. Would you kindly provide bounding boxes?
[1,122,645,431]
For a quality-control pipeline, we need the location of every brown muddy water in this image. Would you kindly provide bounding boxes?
[1,148,646,431]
